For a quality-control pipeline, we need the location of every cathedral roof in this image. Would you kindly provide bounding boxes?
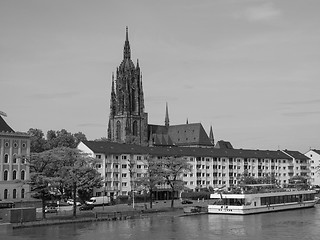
[0,116,15,133]
[214,140,233,149]
[148,123,213,147]
[167,123,213,147]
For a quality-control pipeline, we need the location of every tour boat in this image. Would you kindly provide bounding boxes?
[208,184,317,215]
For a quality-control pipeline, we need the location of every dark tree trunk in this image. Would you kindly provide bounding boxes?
[149,189,153,209]
[42,196,46,219]
[73,182,77,217]
[171,189,175,208]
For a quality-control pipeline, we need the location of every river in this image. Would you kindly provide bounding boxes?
[5,206,320,240]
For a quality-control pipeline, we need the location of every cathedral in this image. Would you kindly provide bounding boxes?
[108,28,214,148]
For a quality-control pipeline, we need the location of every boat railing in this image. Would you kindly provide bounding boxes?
[222,186,312,195]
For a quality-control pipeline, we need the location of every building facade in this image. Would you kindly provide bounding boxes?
[304,149,320,186]
[107,27,148,146]
[0,114,30,201]
[78,141,310,198]
[107,28,214,147]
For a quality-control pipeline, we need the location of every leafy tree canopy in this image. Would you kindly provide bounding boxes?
[28,128,87,152]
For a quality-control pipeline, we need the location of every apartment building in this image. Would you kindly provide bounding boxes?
[304,149,320,186]
[78,141,310,198]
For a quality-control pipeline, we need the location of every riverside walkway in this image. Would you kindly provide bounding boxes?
[8,199,209,229]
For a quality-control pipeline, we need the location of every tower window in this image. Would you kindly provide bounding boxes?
[133,121,138,136]
[116,121,121,141]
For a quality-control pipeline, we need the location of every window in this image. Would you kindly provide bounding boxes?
[116,121,121,141]
[122,164,127,169]
[21,189,25,199]
[137,165,142,169]
[5,142,9,147]
[4,170,8,181]
[96,155,102,159]
[122,173,127,178]
[22,143,26,148]
[13,142,18,148]
[133,121,138,136]
[122,182,127,187]
[4,189,8,199]
[12,170,17,180]
[13,189,17,199]
[122,155,127,160]
[13,155,17,164]
[21,170,25,180]
[96,164,102,168]
[4,154,9,164]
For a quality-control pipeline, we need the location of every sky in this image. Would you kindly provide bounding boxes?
[1,0,320,153]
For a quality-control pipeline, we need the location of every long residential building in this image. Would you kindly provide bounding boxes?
[78,141,310,199]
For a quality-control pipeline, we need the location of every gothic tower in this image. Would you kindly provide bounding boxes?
[108,27,148,145]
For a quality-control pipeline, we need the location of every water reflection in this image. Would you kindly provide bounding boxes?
[6,206,320,240]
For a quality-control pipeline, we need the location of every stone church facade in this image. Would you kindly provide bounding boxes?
[108,28,214,148]
[107,27,148,146]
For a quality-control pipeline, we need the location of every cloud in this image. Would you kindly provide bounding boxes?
[237,2,282,22]
[283,111,320,117]
[29,91,79,100]
[77,123,105,127]
[281,99,320,105]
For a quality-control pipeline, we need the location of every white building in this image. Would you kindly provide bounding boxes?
[78,141,311,199]
[0,115,30,201]
[304,149,320,186]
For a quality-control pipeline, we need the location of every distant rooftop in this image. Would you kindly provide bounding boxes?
[81,140,293,159]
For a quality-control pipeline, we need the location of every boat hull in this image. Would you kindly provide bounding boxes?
[208,201,316,215]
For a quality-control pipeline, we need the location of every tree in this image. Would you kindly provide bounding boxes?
[289,175,309,189]
[73,132,87,146]
[136,156,164,208]
[28,128,88,152]
[27,147,102,218]
[160,157,192,208]
[27,150,61,219]
[27,128,46,153]
[52,147,102,217]
[94,137,109,142]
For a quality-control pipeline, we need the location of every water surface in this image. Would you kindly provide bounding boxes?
[6,206,320,240]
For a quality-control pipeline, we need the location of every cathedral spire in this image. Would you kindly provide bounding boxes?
[165,102,169,127]
[209,125,214,146]
[123,26,131,59]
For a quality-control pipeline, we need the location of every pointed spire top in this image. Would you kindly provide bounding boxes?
[111,72,115,93]
[123,26,131,59]
[136,59,140,69]
[126,26,129,41]
[209,125,214,145]
[165,102,169,127]
[186,118,189,124]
